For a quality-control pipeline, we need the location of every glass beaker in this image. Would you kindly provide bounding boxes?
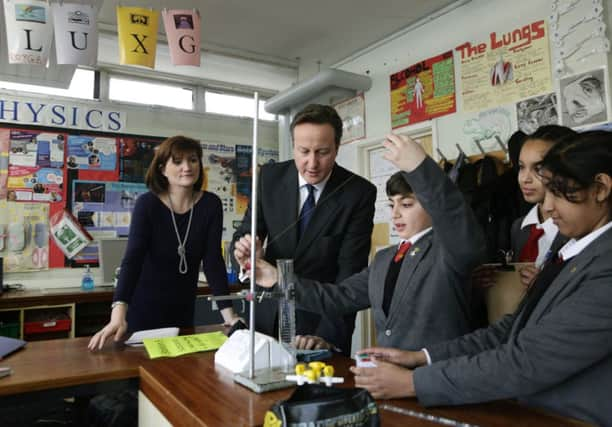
[277,259,297,372]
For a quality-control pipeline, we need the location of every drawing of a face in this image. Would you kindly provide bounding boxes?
[563,76,605,124]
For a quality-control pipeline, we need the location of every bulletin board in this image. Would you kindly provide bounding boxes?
[0,123,164,272]
[0,123,277,273]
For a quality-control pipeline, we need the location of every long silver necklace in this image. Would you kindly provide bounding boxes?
[167,192,194,274]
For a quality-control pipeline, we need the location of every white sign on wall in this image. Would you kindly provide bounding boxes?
[0,94,127,133]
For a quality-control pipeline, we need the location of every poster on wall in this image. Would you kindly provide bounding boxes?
[235,145,279,216]
[436,104,518,158]
[67,135,117,170]
[71,180,146,263]
[119,137,160,183]
[72,180,147,237]
[559,68,608,128]
[6,130,65,202]
[516,93,558,134]
[390,51,456,129]
[334,95,366,144]
[0,200,49,272]
[202,143,236,213]
[456,20,552,112]
[201,143,238,241]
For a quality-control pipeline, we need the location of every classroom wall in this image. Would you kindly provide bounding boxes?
[329,0,612,173]
[1,89,280,289]
[322,0,612,353]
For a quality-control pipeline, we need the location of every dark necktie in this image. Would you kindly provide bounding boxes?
[298,184,316,239]
[382,241,412,316]
[513,254,567,333]
[518,224,545,262]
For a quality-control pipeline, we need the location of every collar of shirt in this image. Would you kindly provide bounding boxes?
[298,171,331,206]
[558,221,612,261]
[399,227,433,248]
[521,204,558,237]
[521,205,540,228]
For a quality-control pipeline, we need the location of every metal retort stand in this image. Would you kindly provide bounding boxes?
[209,93,298,393]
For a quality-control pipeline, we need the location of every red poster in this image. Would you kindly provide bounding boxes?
[390,51,456,129]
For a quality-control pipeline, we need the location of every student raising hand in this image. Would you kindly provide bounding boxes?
[382,133,427,172]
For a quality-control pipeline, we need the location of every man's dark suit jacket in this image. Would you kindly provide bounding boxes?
[232,159,376,354]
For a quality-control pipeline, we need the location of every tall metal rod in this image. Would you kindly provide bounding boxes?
[249,92,259,378]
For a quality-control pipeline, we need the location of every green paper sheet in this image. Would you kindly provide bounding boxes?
[143,331,227,359]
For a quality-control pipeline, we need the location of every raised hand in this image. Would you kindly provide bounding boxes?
[382,133,427,173]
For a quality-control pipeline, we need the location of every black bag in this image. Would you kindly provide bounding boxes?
[264,384,380,427]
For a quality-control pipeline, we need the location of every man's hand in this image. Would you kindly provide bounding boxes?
[294,335,333,350]
[356,347,427,369]
[233,234,262,270]
[350,360,416,399]
[382,133,427,173]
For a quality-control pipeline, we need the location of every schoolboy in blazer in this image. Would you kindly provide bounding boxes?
[352,131,612,426]
[236,133,486,352]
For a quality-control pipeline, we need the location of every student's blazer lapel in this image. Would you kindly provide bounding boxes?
[386,233,433,322]
[370,247,396,311]
[512,228,612,335]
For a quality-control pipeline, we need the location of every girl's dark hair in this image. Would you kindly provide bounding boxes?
[527,124,577,144]
[145,135,204,194]
[538,130,612,204]
[386,171,413,197]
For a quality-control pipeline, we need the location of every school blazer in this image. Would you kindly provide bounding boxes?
[232,160,376,355]
[294,157,486,351]
[414,226,612,426]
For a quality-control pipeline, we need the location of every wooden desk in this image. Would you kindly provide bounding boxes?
[139,354,590,427]
[0,335,590,426]
[0,336,147,402]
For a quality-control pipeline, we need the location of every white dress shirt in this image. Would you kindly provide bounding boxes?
[558,220,612,261]
[520,205,559,268]
[297,172,331,212]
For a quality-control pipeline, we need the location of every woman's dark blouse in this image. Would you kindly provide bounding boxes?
[114,191,231,332]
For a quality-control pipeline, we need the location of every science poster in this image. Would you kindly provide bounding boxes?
[67,135,117,171]
[456,19,552,112]
[6,130,65,202]
[390,51,456,129]
[0,200,49,272]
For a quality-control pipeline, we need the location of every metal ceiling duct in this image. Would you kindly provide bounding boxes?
[264,68,371,114]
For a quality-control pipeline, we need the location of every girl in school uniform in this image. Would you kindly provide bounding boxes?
[474,125,577,291]
[510,125,577,286]
[352,130,612,426]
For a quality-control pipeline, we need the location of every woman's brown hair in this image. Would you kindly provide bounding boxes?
[145,135,204,194]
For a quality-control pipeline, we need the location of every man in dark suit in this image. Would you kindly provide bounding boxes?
[232,104,376,355]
